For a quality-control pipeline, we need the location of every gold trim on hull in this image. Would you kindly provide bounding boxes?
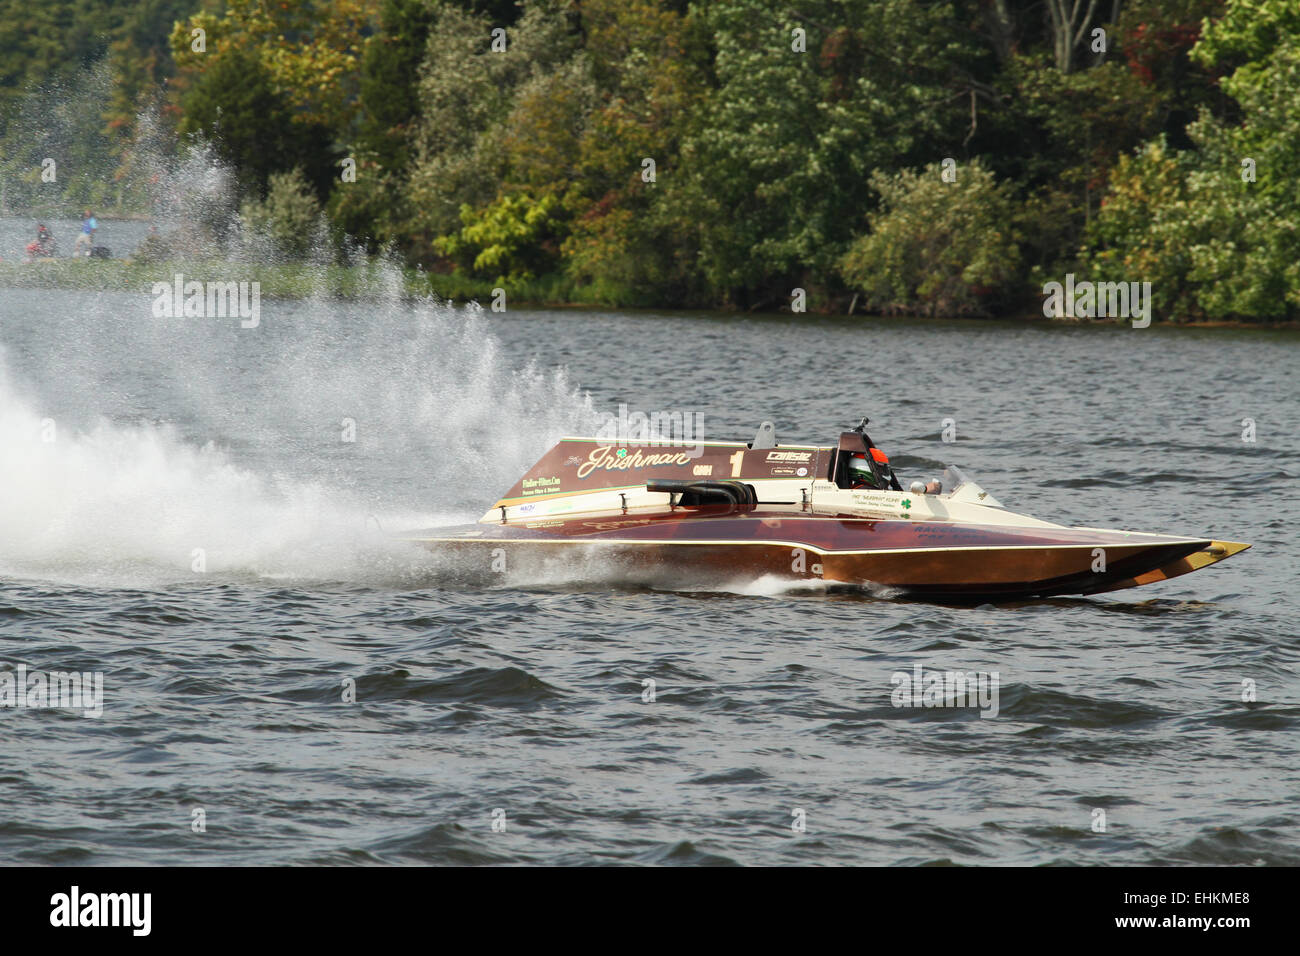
[1083,540,1252,594]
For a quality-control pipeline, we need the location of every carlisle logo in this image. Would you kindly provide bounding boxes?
[766,451,812,462]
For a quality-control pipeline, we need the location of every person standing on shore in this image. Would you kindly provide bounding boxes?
[74,209,97,256]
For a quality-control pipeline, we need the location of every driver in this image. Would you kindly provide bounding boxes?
[845,453,879,489]
[847,448,938,493]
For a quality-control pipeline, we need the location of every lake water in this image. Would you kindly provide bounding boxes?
[1,277,1297,865]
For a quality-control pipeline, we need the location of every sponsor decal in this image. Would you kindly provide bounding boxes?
[912,524,991,543]
[693,464,714,476]
[518,503,537,513]
[797,467,808,477]
[850,490,916,517]
[851,491,898,507]
[522,476,561,496]
[765,451,812,463]
[564,456,582,466]
[770,467,799,476]
[576,445,694,479]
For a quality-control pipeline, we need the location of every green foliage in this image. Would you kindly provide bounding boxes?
[1087,0,1300,321]
[1192,0,1300,69]
[0,0,201,167]
[1088,138,1297,321]
[4,0,1299,319]
[104,0,201,143]
[0,60,121,214]
[839,161,1020,317]
[405,1,578,244]
[240,168,328,259]
[327,162,408,253]
[435,191,564,280]
[356,0,440,173]
[178,45,336,200]
[668,0,977,303]
[1011,56,1161,194]
[557,0,705,304]
[344,0,521,250]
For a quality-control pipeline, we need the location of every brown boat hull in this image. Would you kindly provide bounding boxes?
[401,509,1248,600]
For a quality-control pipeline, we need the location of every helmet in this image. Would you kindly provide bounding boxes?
[846,453,875,486]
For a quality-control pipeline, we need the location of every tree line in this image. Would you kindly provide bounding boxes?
[1,0,1296,321]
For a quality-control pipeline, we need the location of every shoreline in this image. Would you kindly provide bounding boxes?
[1,258,1296,329]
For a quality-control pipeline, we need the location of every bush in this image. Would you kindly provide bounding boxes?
[240,168,327,260]
[839,161,1021,316]
[434,191,565,281]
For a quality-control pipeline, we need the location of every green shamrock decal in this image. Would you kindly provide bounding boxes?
[900,499,912,510]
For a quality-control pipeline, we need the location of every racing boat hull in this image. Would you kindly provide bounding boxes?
[400,426,1249,601]
[405,512,1247,601]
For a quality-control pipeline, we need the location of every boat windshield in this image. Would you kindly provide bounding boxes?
[940,466,1005,508]
[941,465,970,493]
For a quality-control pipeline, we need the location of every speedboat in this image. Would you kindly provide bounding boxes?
[401,419,1249,600]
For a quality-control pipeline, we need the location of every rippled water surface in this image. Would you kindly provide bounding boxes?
[1,285,1297,865]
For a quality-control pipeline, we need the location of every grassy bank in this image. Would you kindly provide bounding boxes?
[2,257,1297,328]
[0,258,426,300]
[0,257,646,307]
